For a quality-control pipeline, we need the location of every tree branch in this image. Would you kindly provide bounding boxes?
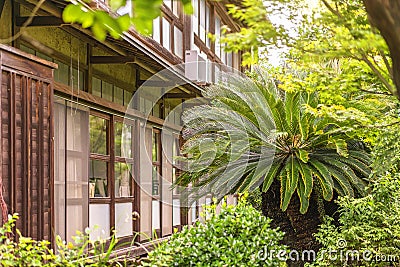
[321,0,343,18]
[359,89,392,96]
[361,54,395,94]
[378,48,393,78]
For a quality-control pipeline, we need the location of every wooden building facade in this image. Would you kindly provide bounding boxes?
[0,0,241,250]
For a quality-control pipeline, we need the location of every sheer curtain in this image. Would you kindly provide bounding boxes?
[54,97,89,242]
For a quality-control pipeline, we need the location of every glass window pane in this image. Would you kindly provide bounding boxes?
[90,115,108,154]
[115,122,133,158]
[72,68,84,90]
[173,199,181,226]
[89,204,110,240]
[191,202,197,223]
[174,26,183,58]
[153,103,160,118]
[89,160,108,197]
[114,86,124,105]
[152,131,159,162]
[152,166,160,196]
[162,17,171,50]
[199,0,206,41]
[65,104,90,242]
[215,17,221,57]
[102,81,113,101]
[173,0,180,17]
[115,203,133,237]
[163,0,172,9]
[123,90,132,106]
[115,163,133,197]
[205,4,210,46]
[92,77,102,97]
[153,17,160,43]
[54,60,69,85]
[193,0,199,35]
[227,52,233,67]
[152,200,160,231]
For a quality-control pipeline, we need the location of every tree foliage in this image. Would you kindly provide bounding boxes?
[309,173,400,266]
[176,69,371,214]
[142,200,287,267]
[62,0,192,40]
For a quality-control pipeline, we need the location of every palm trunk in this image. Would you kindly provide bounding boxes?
[261,180,322,267]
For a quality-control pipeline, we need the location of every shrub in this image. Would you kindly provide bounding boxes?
[0,214,129,266]
[309,173,400,267]
[142,201,287,266]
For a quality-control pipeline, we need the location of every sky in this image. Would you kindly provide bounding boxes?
[264,0,319,66]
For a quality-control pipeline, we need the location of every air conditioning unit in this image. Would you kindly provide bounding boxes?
[185,50,207,83]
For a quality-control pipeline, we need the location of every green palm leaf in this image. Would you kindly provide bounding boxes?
[176,68,372,213]
[281,156,299,211]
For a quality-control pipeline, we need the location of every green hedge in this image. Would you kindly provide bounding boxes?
[142,201,287,267]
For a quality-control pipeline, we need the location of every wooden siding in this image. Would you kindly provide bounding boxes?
[0,45,55,241]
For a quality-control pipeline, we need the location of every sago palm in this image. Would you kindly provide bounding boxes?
[176,70,371,254]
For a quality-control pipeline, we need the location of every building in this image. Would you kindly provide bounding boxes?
[0,0,242,253]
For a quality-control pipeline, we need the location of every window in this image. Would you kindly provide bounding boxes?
[174,26,183,58]
[89,112,136,240]
[193,0,211,47]
[162,17,171,50]
[152,17,161,43]
[172,135,183,229]
[164,0,181,17]
[54,98,89,243]
[91,76,133,106]
[152,129,162,236]
[55,100,138,242]
[193,0,199,35]
[199,0,206,42]
[153,4,184,58]
[20,44,85,91]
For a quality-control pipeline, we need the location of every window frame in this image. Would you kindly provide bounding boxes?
[89,110,137,239]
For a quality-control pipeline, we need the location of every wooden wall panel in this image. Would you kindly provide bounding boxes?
[0,45,54,242]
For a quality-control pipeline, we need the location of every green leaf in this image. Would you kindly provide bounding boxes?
[309,159,334,201]
[338,156,371,178]
[285,91,300,134]
[328,167,355,197]
[297,162,313,198]
[281,156,299,211]
[297,176,310,214]
[296,149,309,163]
[116,14,131,32]
[262,163,281,192]
[62,4,84,23]
[333,138,348,157]
[320,157,367,195]
[81,12,94,28]
[91,23,107,41]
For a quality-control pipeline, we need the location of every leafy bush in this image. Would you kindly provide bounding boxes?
[309,173,400,267]
[142,201,287,266]
[0,214,131,266]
